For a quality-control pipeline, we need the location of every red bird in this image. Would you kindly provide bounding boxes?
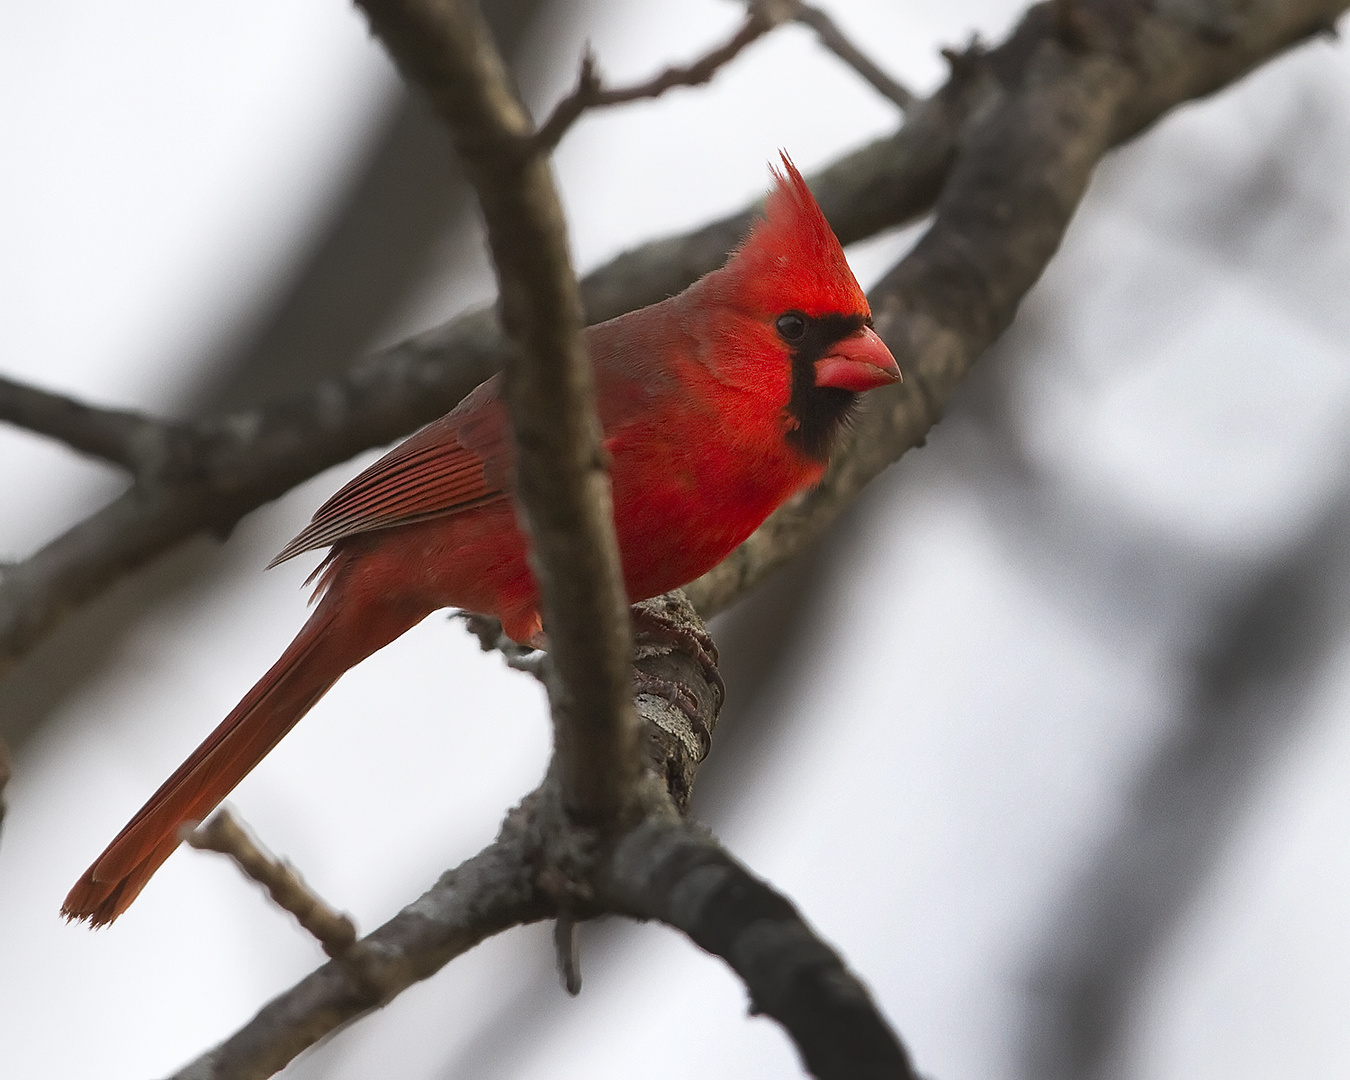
[63,155,899,926]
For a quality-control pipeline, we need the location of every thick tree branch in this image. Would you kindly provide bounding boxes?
[599,818,919,1080]
[0,310,510,682]
[353,0,639,823]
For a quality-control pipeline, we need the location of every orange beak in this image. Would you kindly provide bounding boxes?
[814,326,901,392]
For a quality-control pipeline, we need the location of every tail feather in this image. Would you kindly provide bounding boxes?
[63,584,426,926]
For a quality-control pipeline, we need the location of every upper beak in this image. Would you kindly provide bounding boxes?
[814,326,901,392]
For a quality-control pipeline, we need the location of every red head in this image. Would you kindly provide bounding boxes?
[694,153,900,460]
[726,153,870,321]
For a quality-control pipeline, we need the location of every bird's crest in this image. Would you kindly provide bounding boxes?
[725,152,869,320]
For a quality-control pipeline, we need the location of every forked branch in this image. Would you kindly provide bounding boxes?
[532,0,916,154]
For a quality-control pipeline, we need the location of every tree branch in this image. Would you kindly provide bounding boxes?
[353,0,639,823]
[0,311,508,683]
[0,374,197,479]
[599,818,919,1080]
[182,809,358,959]
[791,2,917,111]
[533,4,783,151]
[6,1,1340,687]
[169,796,552,1080]
[1021,476,1350,1078]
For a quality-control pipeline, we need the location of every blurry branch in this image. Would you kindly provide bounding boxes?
[354,0,638,822]
[0,375,197,480]
[182,810,358,960]
[534,2,783,151]
[788,2,917,110]
[1022,473,1350,1080]
[170,595,913,1080]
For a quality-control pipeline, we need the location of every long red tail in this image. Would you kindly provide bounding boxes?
[62,577,426,926]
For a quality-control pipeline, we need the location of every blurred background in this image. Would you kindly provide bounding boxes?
[2,1,1348,1077]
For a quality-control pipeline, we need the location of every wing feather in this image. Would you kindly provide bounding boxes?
[269,375,513,567]
[267,306,682,571]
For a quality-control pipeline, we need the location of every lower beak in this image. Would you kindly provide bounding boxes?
[814,326,901,392]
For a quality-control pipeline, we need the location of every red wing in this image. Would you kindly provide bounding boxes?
[268,375,513,567]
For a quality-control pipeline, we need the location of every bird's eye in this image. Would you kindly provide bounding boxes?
[776,313,807,342]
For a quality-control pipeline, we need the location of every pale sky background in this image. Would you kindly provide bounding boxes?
[2,2,1349,1078]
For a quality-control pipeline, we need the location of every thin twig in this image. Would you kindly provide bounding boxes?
[182,809,358,958]
[533,5,783,151]
[553,914,582,996]
[0,374,197,480]
[792,2,917,110]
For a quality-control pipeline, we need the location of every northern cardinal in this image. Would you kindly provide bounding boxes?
[63,155,899,925]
